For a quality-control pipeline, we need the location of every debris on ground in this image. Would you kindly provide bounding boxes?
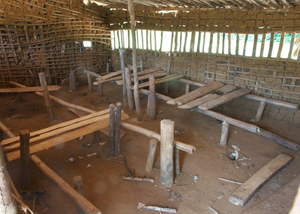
[68,157,75,162]
[87,163,91,168]
[218,177,243,185]
[137,202,177,213]
[123,176,154,182]
[87,152,97,157]
[208,206,220,214]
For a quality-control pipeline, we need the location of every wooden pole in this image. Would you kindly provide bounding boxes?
[220,121,229,146]
[109,104,116,156]
[93,131,100,146]
[128,0,142,121]
[114,102,122,156]
[106,63,109,73]
[125,67,134,110]
[20,130,30,191]
[146,139,158,172]
[69,70,76,92]
[185,84,190,94]
[160,119,175,188]
[255,101,266,122]
[39,72,55,119]
[174,148,180,176]
[31,155,102,214]
[87,73,93,92]
[97,84,103,97]
[164,60,172,94]
[0,145,18,214]
[73,176,84,214]
[148,74,156,120]
[119,49,128,108]
[0,121,15,138]
[139,56,144,71]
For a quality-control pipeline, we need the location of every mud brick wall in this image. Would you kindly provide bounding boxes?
[0,0,111,87]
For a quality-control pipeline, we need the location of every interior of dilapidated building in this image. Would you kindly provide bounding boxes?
[0,0,300,213]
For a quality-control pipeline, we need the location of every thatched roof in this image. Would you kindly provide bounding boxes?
[93,0,299,9]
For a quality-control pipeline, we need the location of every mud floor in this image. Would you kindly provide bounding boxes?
[1,81,300,214]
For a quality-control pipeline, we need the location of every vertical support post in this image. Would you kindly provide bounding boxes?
[106,62,109,73]
[268,32,275,58]
[119,49,128,109]
[164,60,172,94]
[148,73,156,120]
[0,145,18,214]
[93,131,100,145]
[128,0,142,121]
[220,121,229,146]
[125,67,134,110]
[174,148,180,176]
[87,73,92,92]
[114,102,122,157]
[73,176,84,214]
[39,72,55,119]
[146,139,158,172]
[69,70,76,92]
[160,119,175,188]
[252,34,258,57]
[139,56,144,71]
[109,104,116,156]
[255,101,266,122]
[20,129,30,191]
[185,83,190,94]
[98,83,103,97]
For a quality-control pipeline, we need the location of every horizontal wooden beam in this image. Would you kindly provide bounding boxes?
[0,86,61,93]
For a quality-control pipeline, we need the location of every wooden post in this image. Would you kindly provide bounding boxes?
[109,104,116,156]
[87,73,92,92]
[139,56,144,71]
[106,62,109,73]
[220,121,229,146]
[0,145,18,214]
[20,130,30,191]
[164,60,172,94]
[148,74,156,120]
[94,131,100,146]
[73,176,84,214]
[119,49,128,108]
[128,0,142,121]
[125,67,134,110]
[185,83,190,94]
[114,102,122,156]
[98,84,103,97]
[160,119,175,188]
[146,139,158,172]
[175,148,180,176]
[39,72,55,119]
[255,101,266,122]
[69,70,76,92]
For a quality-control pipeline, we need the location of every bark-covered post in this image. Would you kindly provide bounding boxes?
[0,145,18,214]
[20,130,30,191]
[160,119,175,187]
[128,0,142,121]
[125,67,134,110]
[114,102,122,156]
[148,74,156,120]
[146,139,158,172]
[174,148,180,176]
[220,121,229,146]
[39,72,55,119]
[69,70,76,92]
[185,84,190,94]
[255,101,266,122]
[164,60,172,94]
[98,84,103,97]
[73,176,84,214]
[87,73,93,92]
[119,49,128,108]
[139,56,144,71]
[106,62,109,73]
[109,104,116,156]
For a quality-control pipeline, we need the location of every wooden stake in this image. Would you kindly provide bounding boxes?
[93,131,100,146]
[106,63,109,73]
[185,84,190,94]
[73,176,84,214]
[20,130,30,191]
[128,0,142,121]
[109,104,116,156]
[119,49,128,108]
[31,155,101,214]
[146,139,158,172]
[175,148,180,176]
[125,67,134,110]
[0,121,15,138]
[87,73,93,92]
[160,119,175,188]
[98,84,103,97]
[220,121,229,146]
[268,32,275,58]
[164,60,172,94]
[69,70,76,92]
[139,56,144,71]
[39,72,55,119]
[148,74,156,120]
[114,102,122,156]
[255,101,266,122]
[260,33,266,57]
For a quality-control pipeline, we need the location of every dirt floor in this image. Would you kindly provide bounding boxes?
[1,79,300,214]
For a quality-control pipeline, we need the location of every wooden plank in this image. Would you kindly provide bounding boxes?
[229,154,292,206]
[198,88,251,110]
[6,112,129,162]
[178,85,237,109]
[137,74,184,89]
[167,81,224,105]
[0,86,61,93]
[83,70,102,78]
[116,72,166,85]
[95,64,134,80]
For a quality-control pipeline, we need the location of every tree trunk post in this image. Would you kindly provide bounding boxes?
[160,119,175,188]
[125,67,134,110]
[174,148,180,176]
[119,49,128,108]
[148,73,156,120]
[185,83,190,94]
[255,101,266,122]
[69,70,76,92]
[39,72,55,119]
[93,131,100,146]
[146,139,158,172]
[106,62,109,73]
[164,60,172,94]
[109,104,116,156]
[114,102,122,156]
[87,73,92,92]
[128,0,142,121]
[220,121,229,146]
[73,176,85,214]
[20,129,30,191]
[139,56,143,71]
[97,84,103,97]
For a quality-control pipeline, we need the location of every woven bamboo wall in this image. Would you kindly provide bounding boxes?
[0,0,110,87]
